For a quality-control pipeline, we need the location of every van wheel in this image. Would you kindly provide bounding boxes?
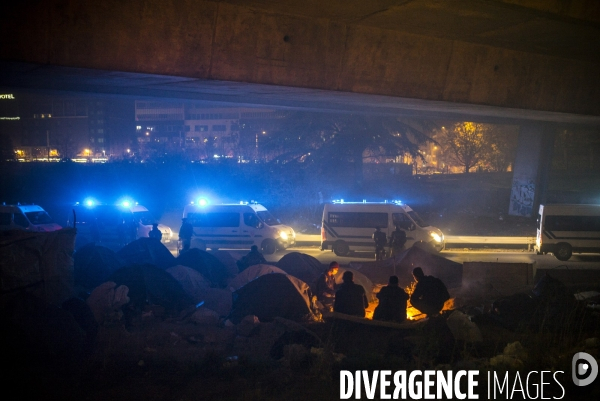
[553,243,572,261]
[262,239,277,255]
[333,241,350,257]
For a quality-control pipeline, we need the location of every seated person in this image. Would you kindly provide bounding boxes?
[373,275,409,322]
[410,267,450,317]
[334,271,369,317]
[315,261,339,311]
[236,245,268,272]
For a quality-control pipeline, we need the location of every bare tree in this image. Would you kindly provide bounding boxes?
[258,112,432,185]
[436,122,488,173]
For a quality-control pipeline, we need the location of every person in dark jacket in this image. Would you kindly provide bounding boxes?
[373,275,409,322]
[236,245,268,272]
[410,267,450,317]
[334,271,369,317]
[372,227,387,261]
[315,261,339,311]
[389,225,407,258]
[148,223,162,241]
[179,218,193,253]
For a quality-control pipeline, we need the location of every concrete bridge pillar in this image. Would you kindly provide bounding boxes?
[509,123,556,217]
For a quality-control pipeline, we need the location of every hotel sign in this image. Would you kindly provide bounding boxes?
[0,94,15,99]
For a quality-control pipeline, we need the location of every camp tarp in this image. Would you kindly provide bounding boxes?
[229,273,316,324]
[276,252,324,289]
[116,238,176,270]
[74,243,124,290]
[176,249,229,288]
[227,264,287,291]
[0,228,76,305]
[166,265,232,316]
[108,264,193,313]
[348,246,462,289]
[334,267,375,301]
[209,250,240,278]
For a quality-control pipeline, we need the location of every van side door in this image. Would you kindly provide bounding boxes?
[392,213,416,244]
[13,212,31,230]
[243,212,262,245]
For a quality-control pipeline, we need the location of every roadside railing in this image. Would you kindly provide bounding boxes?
[293,234,536,251]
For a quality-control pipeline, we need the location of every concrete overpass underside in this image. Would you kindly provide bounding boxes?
[1,0,599,216]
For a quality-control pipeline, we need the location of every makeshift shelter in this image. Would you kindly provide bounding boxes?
[228,264,287,291]
[276,252,324,289]
[116,238,176,270]
[166,265,232,316]
[334,267,375,302]
[209,250,241,278]
[73,243,124,290]
[176,249,229,288]
[229,273,316,324]
[108,264,193,313]
[348,246,462,289]
[0,228,76,305]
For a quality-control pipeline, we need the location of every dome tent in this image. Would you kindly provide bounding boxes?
[116,238,176,270]
[228,273,317,324]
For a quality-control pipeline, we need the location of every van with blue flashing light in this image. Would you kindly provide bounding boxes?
[68,201,136,249]
[320,200,445,256]
[0,203,62,232]
[182,201,296,254]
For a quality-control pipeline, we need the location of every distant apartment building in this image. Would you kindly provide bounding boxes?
[134,101,284,161]
[0,92,134,161]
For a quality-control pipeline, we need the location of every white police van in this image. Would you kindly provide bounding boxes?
[535,203,600,261]
[129,204,173,243]
[182,201,295,254]
[0,203,62,232]
[321,200,445,256]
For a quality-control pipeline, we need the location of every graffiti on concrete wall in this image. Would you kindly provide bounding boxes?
[509,178,535,217]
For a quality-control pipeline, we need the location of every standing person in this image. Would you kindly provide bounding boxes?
[236,245,268,272]
[410,267,450,318]
[117,219,128,248]
[372,227,387,261]
[334,271,369,317]
[179,218,193,253]
[148,223,162,241]
[315,261,339,312]
[90,218,101,243]
[389,225,407,258]
[373,275,409,322]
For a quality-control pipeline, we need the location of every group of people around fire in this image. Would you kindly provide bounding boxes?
[315,261,450,322]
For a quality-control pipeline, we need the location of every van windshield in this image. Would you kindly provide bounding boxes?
[256,211,279,226]
[133,211,155,225]
[407,211,427,228]
[25,211,54,225]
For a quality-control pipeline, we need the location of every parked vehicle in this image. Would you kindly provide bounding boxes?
[129,204,173,243]
[321,200,444,256]
[0,203,62,232]
[68,203,136,249]
[535,203,600,261]
[182,202,295,254]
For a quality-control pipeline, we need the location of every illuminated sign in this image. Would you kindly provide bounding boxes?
[0,94,15,99]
